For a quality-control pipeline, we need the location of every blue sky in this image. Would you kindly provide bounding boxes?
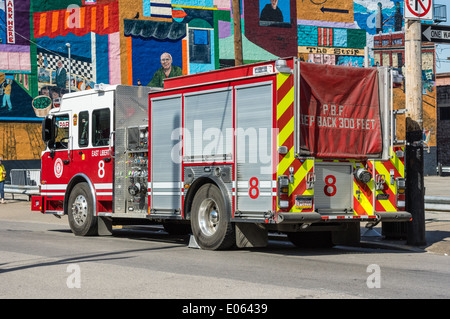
[434,0,450,73]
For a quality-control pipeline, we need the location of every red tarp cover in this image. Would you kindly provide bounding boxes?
[299,62,382,159]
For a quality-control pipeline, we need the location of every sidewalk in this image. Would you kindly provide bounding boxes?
[361,175,450,256]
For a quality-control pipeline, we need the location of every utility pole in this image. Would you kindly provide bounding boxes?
[404,19,426,246]
[232,0,243,66]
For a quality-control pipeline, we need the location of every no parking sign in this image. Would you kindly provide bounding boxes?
[405,0,434,21]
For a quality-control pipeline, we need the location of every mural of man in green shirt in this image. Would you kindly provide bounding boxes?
[147,52,183,88]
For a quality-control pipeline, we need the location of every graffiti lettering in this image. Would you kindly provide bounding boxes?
[6,0,15,44]
[333,48,361,55]
[301,47,362,56]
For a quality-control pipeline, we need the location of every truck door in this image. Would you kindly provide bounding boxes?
[72,108,113,201]
[150,95,182,216]
[235,82,274,218]
[314,162,353,213]
[41,112,73,190]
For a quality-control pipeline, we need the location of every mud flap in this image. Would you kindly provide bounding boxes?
[235,223,268,248]
[98,216,112,236]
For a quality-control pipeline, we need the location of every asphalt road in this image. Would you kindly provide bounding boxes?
[1,201,449,300]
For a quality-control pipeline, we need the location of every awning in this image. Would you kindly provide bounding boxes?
[33,2,119,38]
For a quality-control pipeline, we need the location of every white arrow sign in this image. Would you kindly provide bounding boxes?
[421,24,450,44]
[422,26,432,41]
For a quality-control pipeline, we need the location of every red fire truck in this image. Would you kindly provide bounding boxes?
[31,57,411,250]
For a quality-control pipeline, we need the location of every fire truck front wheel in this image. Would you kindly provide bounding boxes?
[68,182,98,236]
[191,184,235,250]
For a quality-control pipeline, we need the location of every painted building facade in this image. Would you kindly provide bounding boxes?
[0,0,437,171]
[373,31,437,175]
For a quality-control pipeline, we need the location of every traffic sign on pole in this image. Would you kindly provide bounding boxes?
[404,0,434,21]
[421,24,450,43]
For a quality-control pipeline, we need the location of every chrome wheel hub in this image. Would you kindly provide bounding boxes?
[72,195,88,226]
[198,198,219,236]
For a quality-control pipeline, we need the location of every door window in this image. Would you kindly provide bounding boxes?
[92,108,110,146]
[78,111,89,147]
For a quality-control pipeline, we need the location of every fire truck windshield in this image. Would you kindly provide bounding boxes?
[52,114,70,149]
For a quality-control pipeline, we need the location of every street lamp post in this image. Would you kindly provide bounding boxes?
[66,43,71,93]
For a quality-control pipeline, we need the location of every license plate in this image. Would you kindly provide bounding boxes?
[295,197,312,209]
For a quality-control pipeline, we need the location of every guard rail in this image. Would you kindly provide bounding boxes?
[424,196,450,212]
[5,185,39,200]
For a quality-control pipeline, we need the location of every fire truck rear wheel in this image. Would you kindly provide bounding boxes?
[191,184,235,250]
[68,182,98,236]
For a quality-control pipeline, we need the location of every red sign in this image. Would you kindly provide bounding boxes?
[299,62,382,160]
[405,0,433,19]
[6,0,15,44]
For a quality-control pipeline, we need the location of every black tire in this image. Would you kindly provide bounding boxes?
[287,231,333,248]
[68,182,98,236]
[191,184,235,250]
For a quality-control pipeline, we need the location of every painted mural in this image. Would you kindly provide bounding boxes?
[0,0,437,162]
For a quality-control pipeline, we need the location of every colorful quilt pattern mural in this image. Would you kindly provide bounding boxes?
[0,0,437,161]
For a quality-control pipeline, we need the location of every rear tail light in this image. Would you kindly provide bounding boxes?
[396,177,406,210]
[278,175,289,209]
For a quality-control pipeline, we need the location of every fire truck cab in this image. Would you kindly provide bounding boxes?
[32,57,412,250]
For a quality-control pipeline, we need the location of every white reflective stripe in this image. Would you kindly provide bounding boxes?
[322,215,375,220]
[43,184,113,190]
[237,181,248,188]
[260,192,276,196]
[152,191,183,196]
[237,192,274,197]
[259,181,272,188]
[237,181,273,188]
[96,192,113,196]
[41,184,67,190]
[152,182,182,188]
[41,192,66,196]
[94,183,113,190]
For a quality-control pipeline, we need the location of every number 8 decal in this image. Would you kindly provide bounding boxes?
[98,160,105,178]
[324,175,337,197]
[249,177,259,199]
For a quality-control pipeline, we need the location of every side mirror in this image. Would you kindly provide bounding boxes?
[42,115,54,143]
